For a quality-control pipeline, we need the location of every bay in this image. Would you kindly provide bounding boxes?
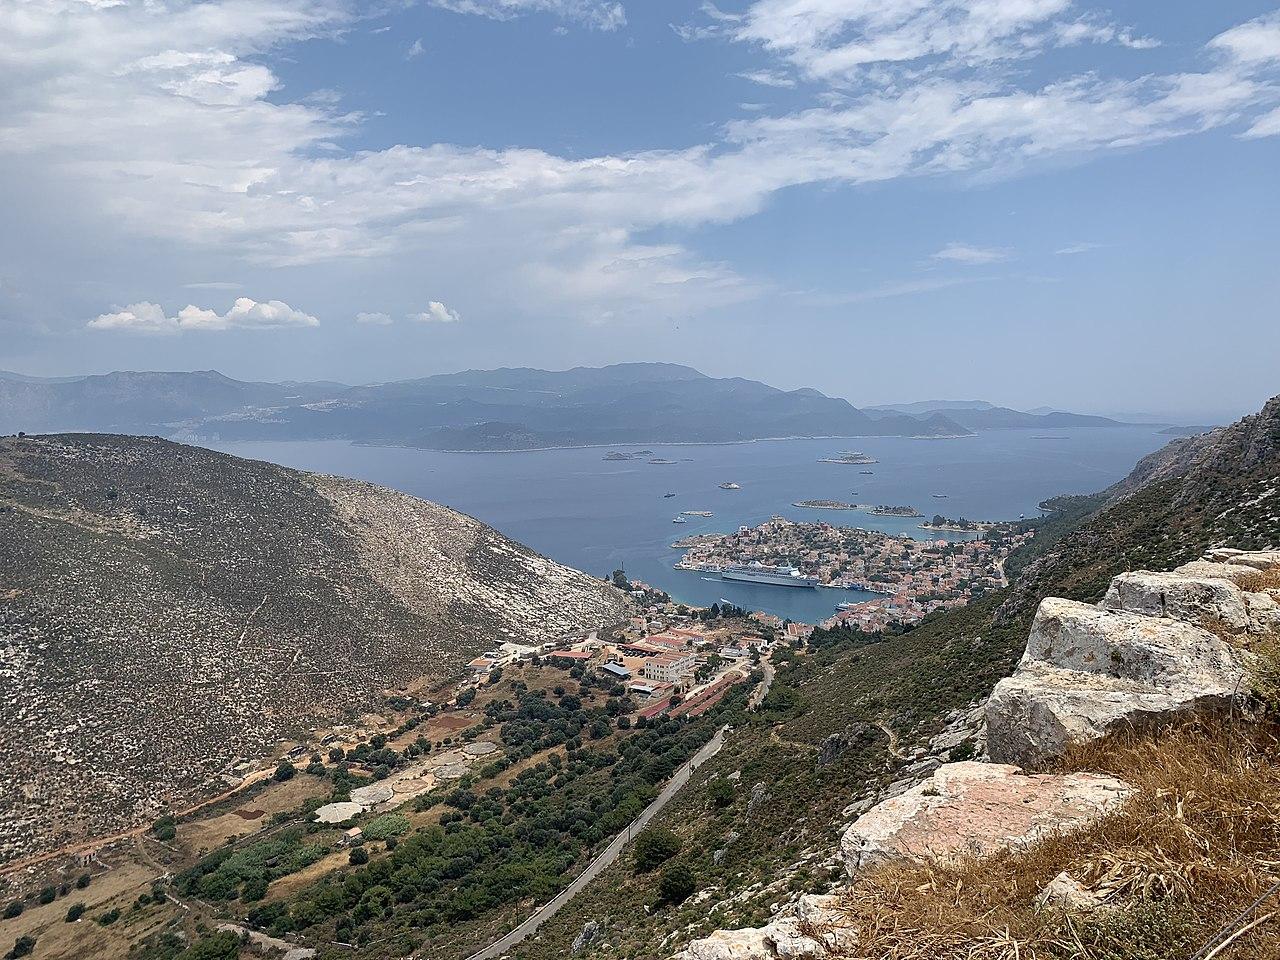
[200,428,1170,624]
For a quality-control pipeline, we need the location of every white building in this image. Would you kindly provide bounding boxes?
[642,652,697,685]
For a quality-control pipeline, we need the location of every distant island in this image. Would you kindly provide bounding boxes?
[817,450,879,465]
[870,505,922,517]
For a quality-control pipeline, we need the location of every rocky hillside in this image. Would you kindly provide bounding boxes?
[678,548,1280,960]
[0,434,627,868]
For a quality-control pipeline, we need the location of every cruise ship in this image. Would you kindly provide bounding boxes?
[721,561,818,588]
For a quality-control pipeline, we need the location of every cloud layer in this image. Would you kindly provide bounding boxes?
[4,1,1280,333]
[89,298,319,334]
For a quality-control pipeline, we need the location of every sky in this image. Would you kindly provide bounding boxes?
[1,0,1278,420]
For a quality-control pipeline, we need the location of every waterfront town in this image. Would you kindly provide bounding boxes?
[673,516,1034,632]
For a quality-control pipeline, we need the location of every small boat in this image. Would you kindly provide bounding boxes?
[671,516,687,524]
[663,492,676,498]
[835,601,864,611]
[859,470,874,475]
[932,493,948,499]
[718,482,741,490]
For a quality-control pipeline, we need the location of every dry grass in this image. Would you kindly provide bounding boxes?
[834,720,1280,960]
[1238,569,1280,594]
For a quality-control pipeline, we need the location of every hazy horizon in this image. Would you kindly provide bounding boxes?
[3,1,1278,424]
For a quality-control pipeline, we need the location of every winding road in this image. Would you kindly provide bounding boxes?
[461,724,729,960]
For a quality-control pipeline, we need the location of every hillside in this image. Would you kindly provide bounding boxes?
[866,398,1135,429]
[0,434,627,868]
[518,395,1279,959]
[0,364,969,447]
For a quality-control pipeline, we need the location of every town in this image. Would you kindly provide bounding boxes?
[673,516,1034,632]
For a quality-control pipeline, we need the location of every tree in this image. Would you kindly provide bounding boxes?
[349,846,369,865]
[2,901,21,920]
[65,902,85,922]
[8,935,36,958]
[633,827,682,873]
[273,760,296,782]
[707,778,734,809]
[152,815,177,842]
[657,864,696,905]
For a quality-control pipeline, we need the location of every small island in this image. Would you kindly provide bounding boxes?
[793,499,861,510]
[869,504,922,517]
[918,514,996,533]
[817,450,879,465]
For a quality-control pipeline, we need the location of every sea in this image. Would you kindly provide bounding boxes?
[201,428,1170,624]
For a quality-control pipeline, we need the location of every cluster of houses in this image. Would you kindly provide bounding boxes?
[462,607,773,721]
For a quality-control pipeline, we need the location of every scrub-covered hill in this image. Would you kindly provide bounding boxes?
[0,434,627,867]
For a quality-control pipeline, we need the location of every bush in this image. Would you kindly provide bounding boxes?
[707,778,734,808]
[65,902,86,922]
[38,886,56,905]
[96,907,121,926]
[153,815,177,842]
[657,864,696,906]
[274,760,297,782]
[75,875,91,890]
[8,936,36,958]
[349,846,369,865]
[2,901,21,920]
[633,827,682,873]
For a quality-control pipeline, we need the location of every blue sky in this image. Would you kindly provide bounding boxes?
[1,0,1278,420]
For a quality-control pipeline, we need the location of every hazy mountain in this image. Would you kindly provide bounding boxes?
[867,398,1137,429]
[0,364,971,447]
[0,369,347,435]
[0,433,626,865]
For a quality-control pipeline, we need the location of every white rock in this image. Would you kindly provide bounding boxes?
[1036,871,1105,912]
[985,596,1248,766]
[673,895,854,960]
[840,761,1131,875]
[1101,572,1251,633]
[1225,551,1280,571]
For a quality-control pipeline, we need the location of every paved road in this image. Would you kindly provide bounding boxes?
[749,659,775,710]
[461,724,729,960]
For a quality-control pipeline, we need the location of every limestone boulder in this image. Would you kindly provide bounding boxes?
[1023,598,1242,684]
[985,596,1249,766]
[1101,572,1251,633]
[985,666,1234,767]
[840,761,1131,875]
[672,894,854,960]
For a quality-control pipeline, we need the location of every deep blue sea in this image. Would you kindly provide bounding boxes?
[201,429,1169,623]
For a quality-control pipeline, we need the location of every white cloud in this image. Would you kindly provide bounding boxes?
[735,69,795,88]
[722,0,1158,84]
[428,0,625,31]
[1210,12,1280,65]
[355,311,393,325]
[409,301,461,323]
[1055,241,1102,255]
[4,2,1280,332]
[932,243,1012,265]
[1243,105,1280,138]
[87,298,318,334]
[406,38,424,59]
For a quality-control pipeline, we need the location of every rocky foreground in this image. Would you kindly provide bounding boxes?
[0,435,627,867]
[675,549,1279,959]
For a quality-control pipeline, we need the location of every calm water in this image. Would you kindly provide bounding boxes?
[201,429,1169,623]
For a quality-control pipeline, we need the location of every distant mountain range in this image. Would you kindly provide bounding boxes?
[0,366,1168,450]
[865,398,1151,430]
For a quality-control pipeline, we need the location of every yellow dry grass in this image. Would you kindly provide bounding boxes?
[834,719,1280,960]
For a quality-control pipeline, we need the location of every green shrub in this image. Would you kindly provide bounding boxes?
[362,814,410,842]
[65,902,86,922]
[657,864,696,906]
[633,827,682,873]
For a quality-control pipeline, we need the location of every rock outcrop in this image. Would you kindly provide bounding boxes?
[672,894,855,960]
[986,550,1279,767]
[840,761,1132,874]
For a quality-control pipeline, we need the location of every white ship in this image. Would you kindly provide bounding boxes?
[721,561,818,588]
[671,516,687,524]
